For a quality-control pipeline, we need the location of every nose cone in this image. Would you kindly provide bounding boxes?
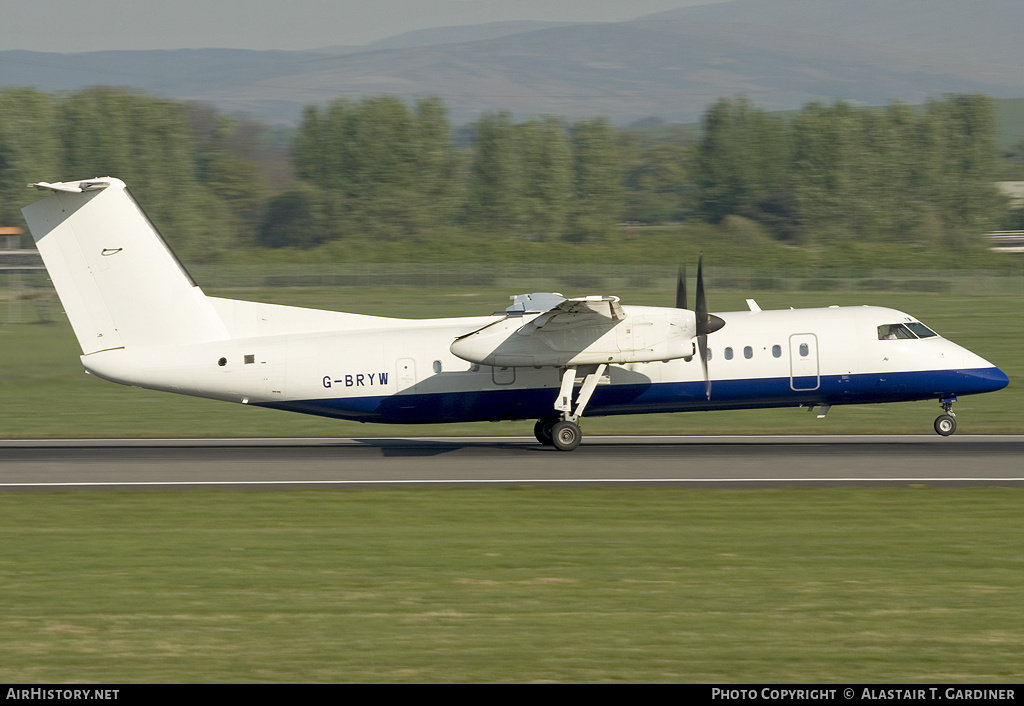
[960,365,1010,395]
[951,342,1009,396]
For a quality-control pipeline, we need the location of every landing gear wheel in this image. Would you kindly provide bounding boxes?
[551,420,582,452]
[534,418,556,446]
[934,414,957,436]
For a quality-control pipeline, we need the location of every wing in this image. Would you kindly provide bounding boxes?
[451,294,692,368]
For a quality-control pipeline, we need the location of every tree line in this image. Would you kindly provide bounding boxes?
[276,98,624,246]
[0,87,1012,261]
[694,95,1007,249]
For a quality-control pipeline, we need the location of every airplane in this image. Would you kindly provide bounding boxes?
[22,177,1009,451]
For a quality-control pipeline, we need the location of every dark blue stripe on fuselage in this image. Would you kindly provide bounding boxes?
[257,367,1008,425]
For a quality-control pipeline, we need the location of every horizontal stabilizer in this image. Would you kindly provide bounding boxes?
[30,180,111,194]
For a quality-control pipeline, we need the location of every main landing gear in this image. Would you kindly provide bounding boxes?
[934,397,958,436]
[536,417,584,451]
[535,364,606,451]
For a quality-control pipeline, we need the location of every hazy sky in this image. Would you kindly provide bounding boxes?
[3,1,731,53]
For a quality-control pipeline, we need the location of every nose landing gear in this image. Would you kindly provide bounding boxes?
[934,397,957,436]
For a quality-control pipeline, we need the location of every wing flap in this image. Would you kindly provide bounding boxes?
[526,296,625,333]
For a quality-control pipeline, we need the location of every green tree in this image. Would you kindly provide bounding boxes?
[414,96,465,233]
[926,94,1005,241]
[693,97,793,237]
[791,95,1005,248]
[465,112,525,233]
[518,116,573,239]
[58,88,233,260]
[188,105,272,244]
[623,142,692,223]
[0,88,62,236]
[465,113,577,239]
[289,96,459,243]
[792,101,890,241]
[567,117,624,242]
[259,181,333,249]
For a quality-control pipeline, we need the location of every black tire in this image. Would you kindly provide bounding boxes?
[534,418,556,446]
[934,414,957,436]
[551,420,582,452]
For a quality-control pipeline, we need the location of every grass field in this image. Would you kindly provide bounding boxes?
[1,284,1020,437]
[1,488,1022,683]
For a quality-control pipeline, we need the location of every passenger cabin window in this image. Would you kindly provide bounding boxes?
[724,347,733,360]
[772,345,782,358]
[878,323,938,340]
[743,346,753,359]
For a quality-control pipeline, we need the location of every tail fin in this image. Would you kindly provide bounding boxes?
[22,178,227,355]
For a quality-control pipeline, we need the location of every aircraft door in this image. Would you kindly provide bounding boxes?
[491,365,515,385]
[789,333,819,391]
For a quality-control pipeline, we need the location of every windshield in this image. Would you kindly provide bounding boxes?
[878,322,939,340]
[906,322,937,338]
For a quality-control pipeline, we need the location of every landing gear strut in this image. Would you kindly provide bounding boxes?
[535,364,606,451]
[934,397,957,436]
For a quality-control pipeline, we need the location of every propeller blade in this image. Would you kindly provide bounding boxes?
[675,265,687,310]
[695,256,707,334]
[694,255,725,399]
[675,256,722,399]
[698,333,711,400]
[694,256,726,336]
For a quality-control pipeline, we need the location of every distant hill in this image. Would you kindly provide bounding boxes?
[3,0,1024,125]
[360,21,573,51]
[647,0,1024,68]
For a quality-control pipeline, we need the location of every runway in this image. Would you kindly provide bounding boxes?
[2,435,1023,490]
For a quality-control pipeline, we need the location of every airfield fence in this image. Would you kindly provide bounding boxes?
[191,263,1024,296]
[3,264,1023,324]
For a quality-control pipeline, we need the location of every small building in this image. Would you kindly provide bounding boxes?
[997,182,1024,210]
[986,231,1024,253]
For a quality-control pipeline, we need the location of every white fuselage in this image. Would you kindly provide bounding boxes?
[80,300,1007,424]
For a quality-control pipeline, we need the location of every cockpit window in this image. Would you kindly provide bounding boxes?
[878,324,913,340]
[906,322,937,338]
[878,322,938,340]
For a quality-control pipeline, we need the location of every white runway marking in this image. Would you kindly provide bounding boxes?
[5,477,1024,489]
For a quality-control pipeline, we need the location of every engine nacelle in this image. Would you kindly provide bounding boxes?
[450,306,696,367]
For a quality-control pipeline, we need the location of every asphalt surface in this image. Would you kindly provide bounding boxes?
[2,435,1023,490]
